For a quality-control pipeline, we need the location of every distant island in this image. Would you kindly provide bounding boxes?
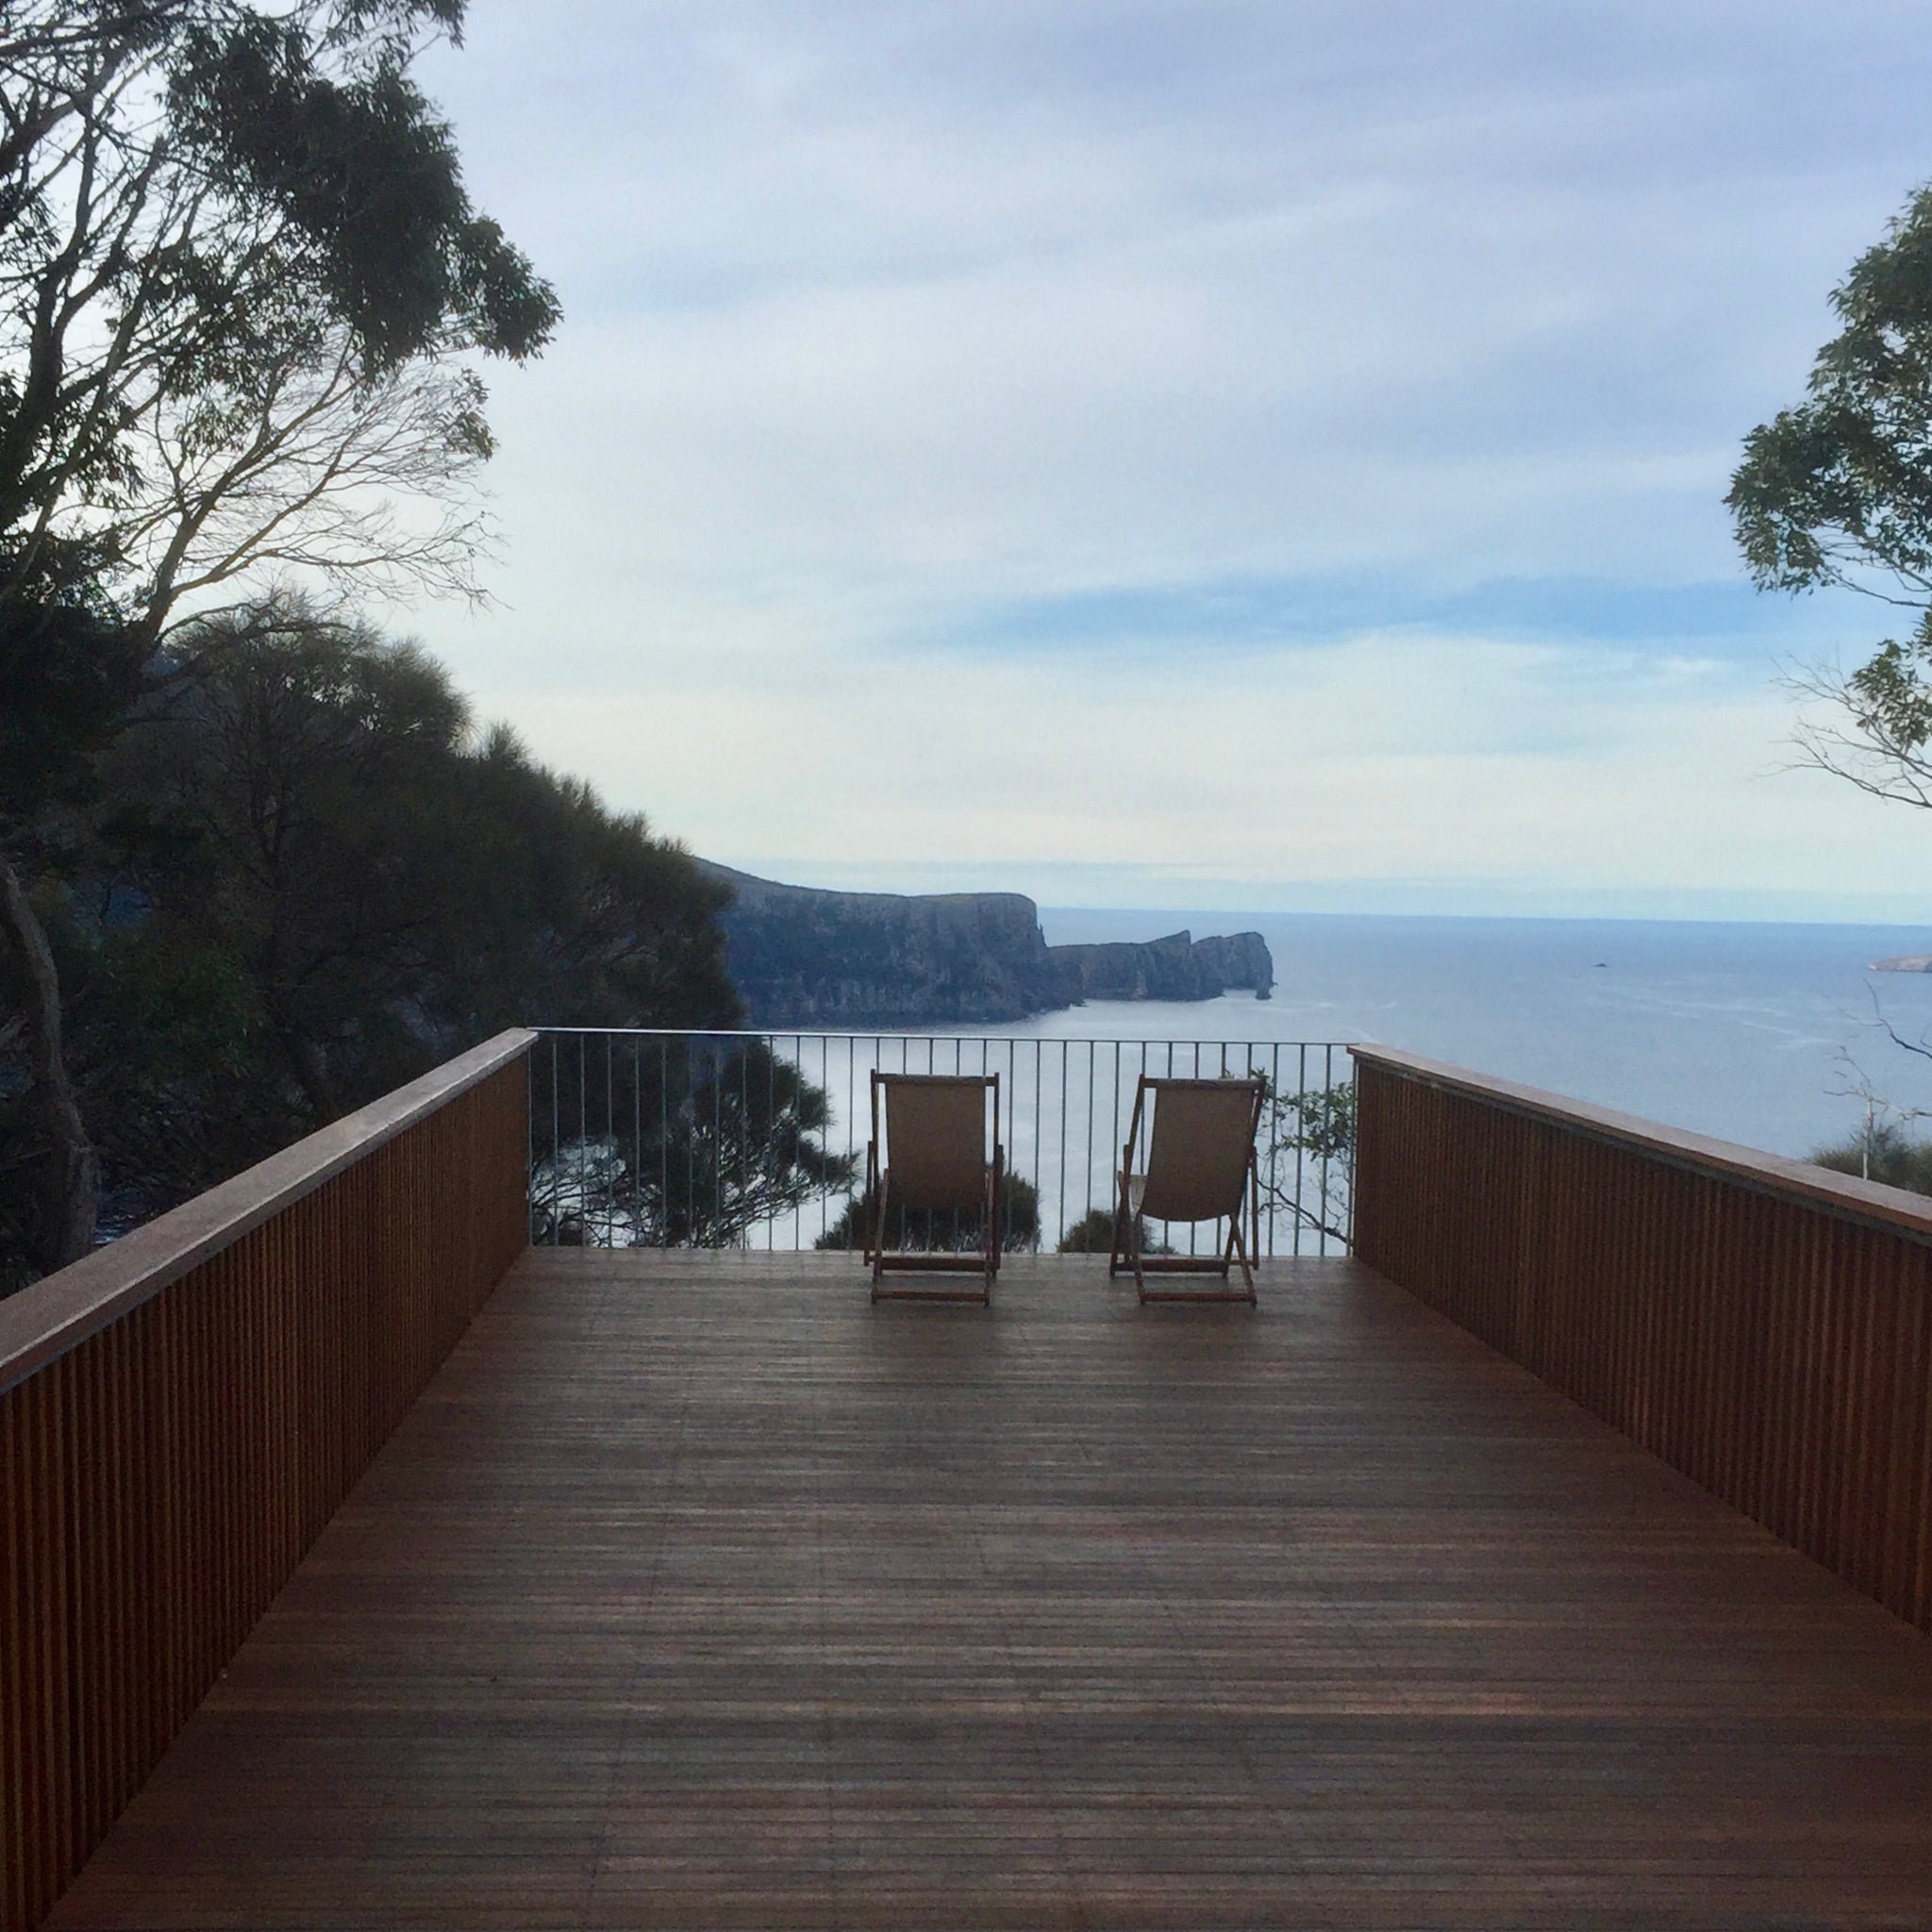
[699,864,1274,1027]
[1872,955,1932,973]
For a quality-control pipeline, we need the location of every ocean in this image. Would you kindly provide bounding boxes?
[1026,910,1932,1163]
[539,911,1932,1257]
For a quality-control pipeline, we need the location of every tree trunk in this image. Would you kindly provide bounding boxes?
[0,849,98,1270]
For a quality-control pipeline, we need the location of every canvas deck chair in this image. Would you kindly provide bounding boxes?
[865,1072,1003,1303]
[1110,1074,1265,1304]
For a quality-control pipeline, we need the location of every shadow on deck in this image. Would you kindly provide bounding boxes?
[49,1251,1932,1930]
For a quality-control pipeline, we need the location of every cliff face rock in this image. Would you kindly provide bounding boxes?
[704,864,1277,1027]
[702,864,1067,1026]
[1046,930,1274,1003]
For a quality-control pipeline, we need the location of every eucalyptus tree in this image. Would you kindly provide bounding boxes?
[1,603,744,1281]
[1730,183,1932,807]
[0,0,557,1271]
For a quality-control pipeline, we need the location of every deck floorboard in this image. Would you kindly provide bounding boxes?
[48,1250,1932,1929]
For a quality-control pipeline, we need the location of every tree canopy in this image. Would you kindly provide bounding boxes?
[0,605,739,1286]
[0,0,558,1270]
[0,0,558,632]
[1730,183,1932,807]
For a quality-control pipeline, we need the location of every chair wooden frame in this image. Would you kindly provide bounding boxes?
[865,1072,1003,1304]
[1108,1074,1264,1305]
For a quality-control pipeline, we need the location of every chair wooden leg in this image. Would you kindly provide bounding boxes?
[1230,1215,1257,1304]
[862,1140,879,1269]
[983,1158,998,1303]
[1131,1209,1148,1304]
[1109,1172,1131,1278]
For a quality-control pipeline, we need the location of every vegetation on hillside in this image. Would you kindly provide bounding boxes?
[1,0,560,1273]
[0,604,753,1291]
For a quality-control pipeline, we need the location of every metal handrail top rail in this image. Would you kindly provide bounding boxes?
[534,1026,1355,1045]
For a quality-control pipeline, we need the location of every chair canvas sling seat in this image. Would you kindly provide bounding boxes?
[865,1072,1003,1303]
[1109,1075,1264,1304]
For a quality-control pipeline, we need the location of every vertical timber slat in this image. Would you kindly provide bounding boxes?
[0,1034,532,1932]
[1352,1045,1932,1636]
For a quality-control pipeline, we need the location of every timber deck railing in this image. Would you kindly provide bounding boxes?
[15,1031,1932,1930]
[1353,1044,1932,1635]
[0,1029,533,1932]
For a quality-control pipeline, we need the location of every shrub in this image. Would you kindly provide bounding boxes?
[816,1172,1041,1252]
[1810,1122,1932,1195]
[1057,1206,1172,1255]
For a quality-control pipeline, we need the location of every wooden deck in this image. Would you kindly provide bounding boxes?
[47,1250,1932,1930]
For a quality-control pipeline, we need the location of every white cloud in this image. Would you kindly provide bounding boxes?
[395,0,1932,913]
[468,625,1931,911]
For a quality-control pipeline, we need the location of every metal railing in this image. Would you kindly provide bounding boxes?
[527,1030,1356,1257]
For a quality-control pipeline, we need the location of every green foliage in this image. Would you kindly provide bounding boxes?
[1057,1204,1170,1255]
[1845,620,1932,757]
[1,601,740,1257]
[1729,184,1932,600]
[0,560,145,824]
[1728,184,1932,804]
[1272,1079,1356,1162]
[0,0,558,1279]
[1057,1206,1119,1253]
[815,1171,1041,1254]
[0,3,557,629]
[531,1041,857,1250]
[1258,1075,1355,1244]
[1810,1122,1932,1196]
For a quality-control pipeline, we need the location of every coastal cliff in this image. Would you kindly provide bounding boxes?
[701,864,1274,1026]
[1050,930,1274,1004]
[701,865,1067,1026]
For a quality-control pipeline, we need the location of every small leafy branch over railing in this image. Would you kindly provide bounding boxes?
[1260,1075,1356,1246]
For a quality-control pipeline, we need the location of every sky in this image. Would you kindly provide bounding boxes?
[405,0,1932,921]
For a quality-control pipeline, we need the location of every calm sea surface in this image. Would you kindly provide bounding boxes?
[1022,911,1932,1161]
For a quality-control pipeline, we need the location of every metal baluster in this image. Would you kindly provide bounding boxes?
[1293,1042,1307,1258]
[1266,1042,1280,1259]
[1057,1041,1068,1254]
[1320,1041,1335,1257]
[1347,1046,1359,1253]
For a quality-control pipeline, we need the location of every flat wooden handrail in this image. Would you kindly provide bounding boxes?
[0,1028,536,1398]
[1351,1042,1932,1245]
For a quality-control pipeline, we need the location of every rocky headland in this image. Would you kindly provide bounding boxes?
[700,864,1274,1027]
[1053,929,1276,1004]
